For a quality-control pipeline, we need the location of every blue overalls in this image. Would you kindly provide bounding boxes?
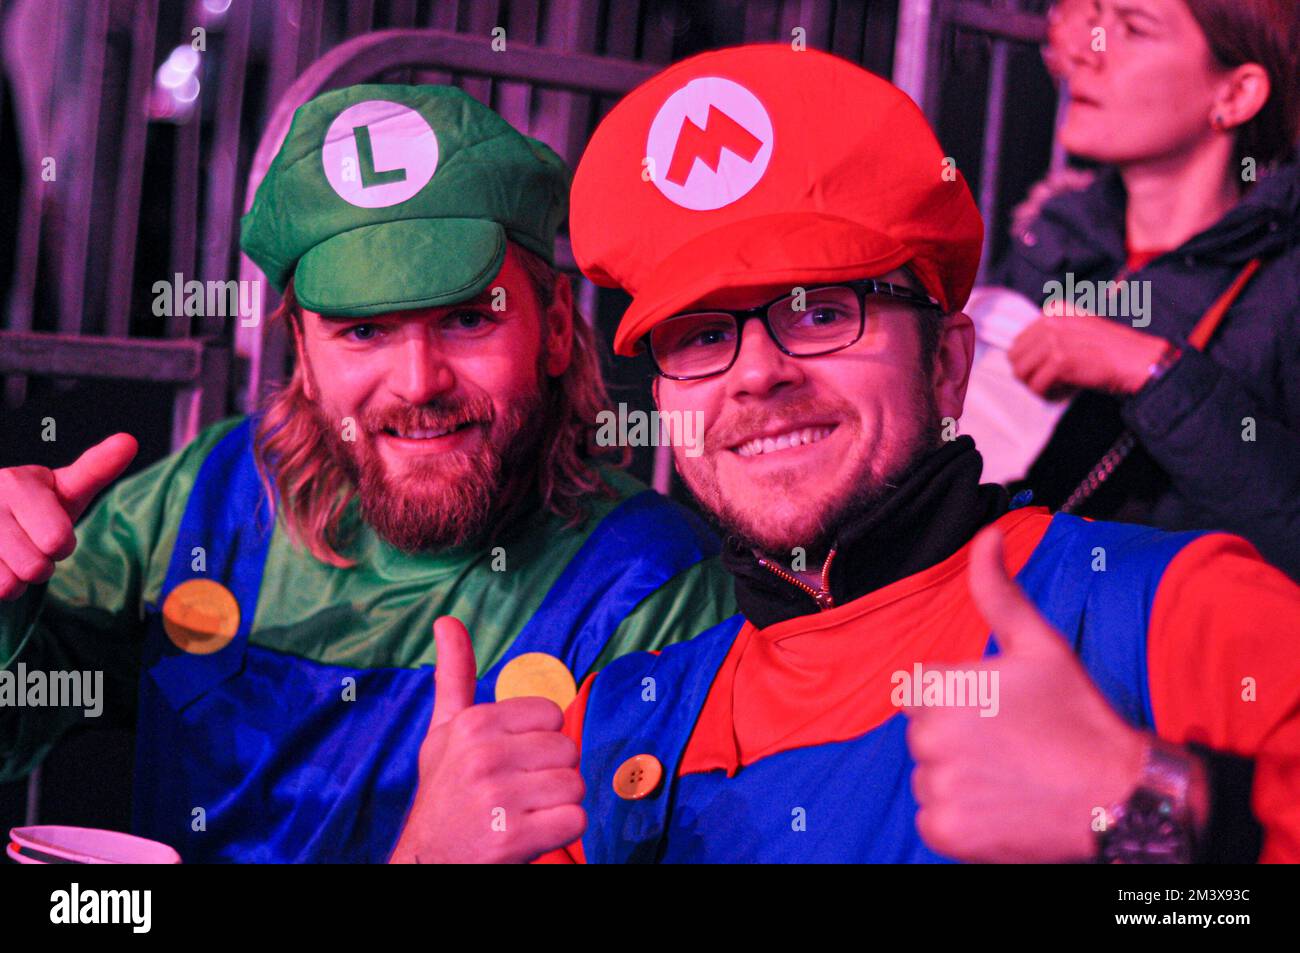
[577,516,1208,863]
[131,418,720,862]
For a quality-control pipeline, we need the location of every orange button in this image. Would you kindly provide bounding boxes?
[162,579,240,654]
[612,754,663,800]
[495,652,577,710]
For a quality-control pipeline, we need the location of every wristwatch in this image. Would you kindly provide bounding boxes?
[1096,737,1198,864]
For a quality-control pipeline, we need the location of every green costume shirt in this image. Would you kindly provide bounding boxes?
[0,415,735,861]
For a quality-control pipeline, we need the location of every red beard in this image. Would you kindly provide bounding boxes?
[313,390,542,553]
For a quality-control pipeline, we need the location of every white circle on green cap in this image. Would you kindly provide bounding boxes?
[322,100,439,208]
[645,77,773,211]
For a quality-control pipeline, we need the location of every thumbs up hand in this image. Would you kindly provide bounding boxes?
[903,527,1149,862]
[389,617,587,864]
[0,433,138,600]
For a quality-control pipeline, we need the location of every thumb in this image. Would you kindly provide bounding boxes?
[51,433,138,521]
[967,526,1064,657]
[431,616,477,728]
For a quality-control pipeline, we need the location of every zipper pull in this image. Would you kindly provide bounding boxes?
[756,555,837,611]
[819,547,837,609]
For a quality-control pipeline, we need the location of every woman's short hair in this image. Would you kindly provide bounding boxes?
[1184,0,1300,169]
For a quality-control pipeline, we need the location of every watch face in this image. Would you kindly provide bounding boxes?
[1102,790,1192,864]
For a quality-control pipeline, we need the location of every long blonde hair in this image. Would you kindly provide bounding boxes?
[252,246,627,567]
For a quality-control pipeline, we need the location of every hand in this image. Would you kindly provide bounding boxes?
[1008,309,1170,399]
[389,617,587,864]
[904,527,1148,862]
[0,433,138,600]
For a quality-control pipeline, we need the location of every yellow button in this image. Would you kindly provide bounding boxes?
[495,652,577,710]
[162,579,240,655]
[612,754,663,800]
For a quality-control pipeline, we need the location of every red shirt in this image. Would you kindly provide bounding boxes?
[540,509,1300,862]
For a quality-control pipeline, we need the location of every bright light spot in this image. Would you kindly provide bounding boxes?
[168,45,200,73]
[174,75,201,104]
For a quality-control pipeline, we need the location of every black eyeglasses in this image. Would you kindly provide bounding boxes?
[646,279,944,381]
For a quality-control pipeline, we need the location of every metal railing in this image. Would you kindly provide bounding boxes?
[893,0,1055,281]
[1,0,676,449]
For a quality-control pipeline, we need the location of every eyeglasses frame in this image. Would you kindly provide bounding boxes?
[646,278,945,381]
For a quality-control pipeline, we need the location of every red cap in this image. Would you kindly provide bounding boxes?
[571,44,984,356]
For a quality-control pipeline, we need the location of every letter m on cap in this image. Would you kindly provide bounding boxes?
[666,105,763,186]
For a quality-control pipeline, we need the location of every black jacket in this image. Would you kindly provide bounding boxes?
[994,153,1300,580]
[724,437,1006,627]
[724,438,1263,862]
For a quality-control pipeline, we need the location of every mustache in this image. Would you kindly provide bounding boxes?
[364,395,496,434]
[704,395,858,452]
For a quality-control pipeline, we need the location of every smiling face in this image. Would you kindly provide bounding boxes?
[1051,0,1229,165]
[654,268,974,557]
[294,242,573,551]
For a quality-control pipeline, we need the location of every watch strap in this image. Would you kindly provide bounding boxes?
[1097,737,1197,863]
[1185,742,1264,864]
[1143,341,1183,388]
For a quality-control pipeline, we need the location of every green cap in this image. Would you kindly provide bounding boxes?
[240,84,570,316]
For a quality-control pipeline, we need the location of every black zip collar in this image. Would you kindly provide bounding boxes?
[723,437,1009,628]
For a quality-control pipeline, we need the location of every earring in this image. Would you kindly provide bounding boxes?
[1212,113,1226,130]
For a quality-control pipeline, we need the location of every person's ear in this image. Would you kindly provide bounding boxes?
[1212,62,1270,131]
[932,311,975,422]
[544,273,575,378]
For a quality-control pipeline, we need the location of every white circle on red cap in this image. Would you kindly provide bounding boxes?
[645,77,773,211]
[321,101,439,208]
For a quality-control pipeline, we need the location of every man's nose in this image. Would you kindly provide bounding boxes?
[386,331,455,404]
[726,316,804,400]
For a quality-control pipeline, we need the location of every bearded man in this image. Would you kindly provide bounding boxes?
[0,85,734,863]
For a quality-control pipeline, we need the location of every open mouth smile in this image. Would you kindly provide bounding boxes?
[732,425,836,459]
[381,421,478,440]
